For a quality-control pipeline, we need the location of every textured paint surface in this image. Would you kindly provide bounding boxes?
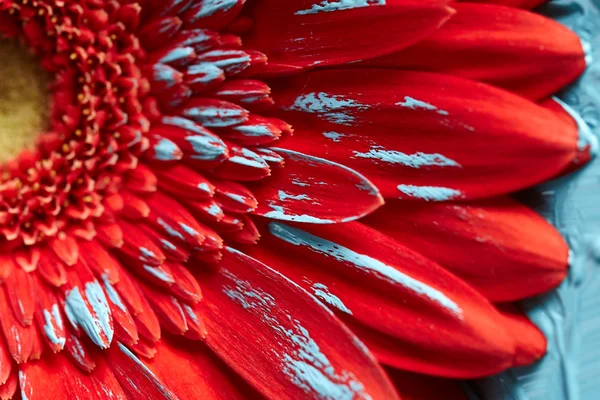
[479,1,600,399]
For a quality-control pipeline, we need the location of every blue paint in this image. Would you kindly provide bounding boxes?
[479,2,600,399]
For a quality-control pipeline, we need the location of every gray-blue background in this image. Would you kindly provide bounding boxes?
[479,1,600,399]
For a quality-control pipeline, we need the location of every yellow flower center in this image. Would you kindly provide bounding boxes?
[0,38,49,163]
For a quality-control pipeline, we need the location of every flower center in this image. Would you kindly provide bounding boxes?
[0,38,49,163]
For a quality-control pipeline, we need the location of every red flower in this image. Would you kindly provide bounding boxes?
[0,0,593,398]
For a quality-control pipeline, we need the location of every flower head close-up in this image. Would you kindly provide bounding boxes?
[0,0,596,399]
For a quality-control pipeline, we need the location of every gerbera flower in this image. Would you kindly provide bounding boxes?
[0,0,594,398]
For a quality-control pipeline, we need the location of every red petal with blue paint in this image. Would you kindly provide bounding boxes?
[19,352,126,399]
[249,148,383,223]
[272,69,579,200]
[195,247,399,399]
[246,220,519,378]
[363,197,569,302]
[360,4,587,100]
[244,0,454,72]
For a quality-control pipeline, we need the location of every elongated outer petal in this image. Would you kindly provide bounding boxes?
[272,69,579,200]
[360,4,587,100]
[456,0,548,9]
[248,221,520,378]
[249,148,383,223]
[105,342,178,399]
[5,268,35,326]
[61,263,114,349]
[140,339,256,399]
[0,331,10,385]
[363,198,569,302]
[33,276,66,353]
[0,288,33,364]
[195,247,399,399]
[496,304,546,366]
[19,352,126,399]
[244,0,454,72]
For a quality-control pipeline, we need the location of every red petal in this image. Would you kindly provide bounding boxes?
[117,219,167,268]
[64,331,96,373]
[0,255,14,283]
[181,302,208,340]
[221,214,260,245]
[14,248,40,272]
[113,265,144,317]
[248,221,519,378]
[19,352,126,399]
[141,339,254,398]
[157,116,229,168]
[61,262,114,349]
[78,240,121,284]
[212,179,257,213]
[211,142,271,181]
[105,343,176,398]
[360,4,587,100]
[37,249,68,287]
[250,148,383,223]
[168,262,203,304]
[155,164,215,202]
[0,369,16,400]
[177,97,249,128]
[49,236,79,267]
[363,198,569,301]
[129,338,157,359]
[0,332,11,385]
[196,247,399,399]
[0,288,33,363]
[96,222,124,249]
[211,80,274,111]
[244,0,453,71]
[138,224,191,263]
[137,16,182,51]
[137,280,188,335]
[182,0,246,30]
[101,275,139,347]
[146,192,212,250]
[124,164,157,194]
[33,277,66,353]
[496,304,547,366]
[145,134,184,164]
[5,267,35,326]
[273,69,579,200]
[119,191,151,220]
[133,290,162,343]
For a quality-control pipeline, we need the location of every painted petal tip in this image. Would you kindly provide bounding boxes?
[552,96,599,158]
[497,305,548,367]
